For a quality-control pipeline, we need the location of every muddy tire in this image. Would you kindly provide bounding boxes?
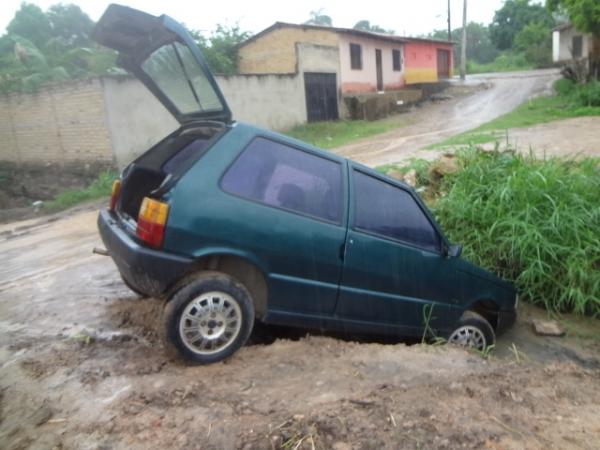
[121,275,148,298]
[447,311,495,351]
[162,271,254,364]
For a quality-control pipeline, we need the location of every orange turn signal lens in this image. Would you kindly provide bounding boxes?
[136,197,169,248]
[109,180,121,211]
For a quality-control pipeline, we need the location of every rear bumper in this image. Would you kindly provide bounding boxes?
[496,308,517,335]
[97,209,193,298]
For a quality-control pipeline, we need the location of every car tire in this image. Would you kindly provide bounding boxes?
[447,311,495,351]
[162,271,255,364]
[121,275,148,298]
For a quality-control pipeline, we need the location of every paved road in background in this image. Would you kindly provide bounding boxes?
[333,68,560,167]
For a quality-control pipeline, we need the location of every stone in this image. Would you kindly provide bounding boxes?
[532,319,565,337]
[403,169,417,187]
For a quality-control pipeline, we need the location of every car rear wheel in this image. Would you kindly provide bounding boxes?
[447,311,495,352]
[163,271,254,364]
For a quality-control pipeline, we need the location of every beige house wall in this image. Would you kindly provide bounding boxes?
[238,27,338,74]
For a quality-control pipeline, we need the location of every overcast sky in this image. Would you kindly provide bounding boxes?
[1,0,517,37]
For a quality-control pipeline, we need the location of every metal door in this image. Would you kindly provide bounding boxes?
[437,49,450,79]
[304,72,339,122]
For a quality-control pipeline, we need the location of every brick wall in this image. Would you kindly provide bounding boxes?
[238,27,338,74]
[0,78,113,164]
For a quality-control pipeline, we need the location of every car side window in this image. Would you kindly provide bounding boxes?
[353,171,440,252]
[221,137,343,223]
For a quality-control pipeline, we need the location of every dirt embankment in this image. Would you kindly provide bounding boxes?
[0,161,114,223]
[1,209,599,450]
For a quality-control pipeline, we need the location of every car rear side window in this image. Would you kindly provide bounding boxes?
[353,171,440,252]
[221,137,343,223]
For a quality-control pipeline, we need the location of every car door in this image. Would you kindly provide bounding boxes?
[92,4,231,124]
[219,136,348,316]
[335,166,462,334]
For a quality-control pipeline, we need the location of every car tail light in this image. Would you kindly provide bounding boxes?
[109,180,121,211]
[136,197,169,248]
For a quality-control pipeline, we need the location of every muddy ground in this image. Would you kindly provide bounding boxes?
[1,207,599,450]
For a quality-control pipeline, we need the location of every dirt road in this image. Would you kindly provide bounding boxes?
[1,205,600,450]
[334,69,560,166]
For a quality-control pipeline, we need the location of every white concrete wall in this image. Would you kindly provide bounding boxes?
[337,34,404,93]
[103,74,308,166]
[1,73,311,168]
[216,73,305,131]
[102,76,179,168]
[554,27,592,62]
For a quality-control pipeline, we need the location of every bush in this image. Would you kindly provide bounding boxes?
[553,78,575,96]
[433,148,600,315]
[575,81,600,107]
[466,52,533,74]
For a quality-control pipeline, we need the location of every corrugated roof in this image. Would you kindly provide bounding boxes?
[552,22,572,32]
[237,22,454,48]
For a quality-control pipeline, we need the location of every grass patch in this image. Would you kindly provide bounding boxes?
[466,52,534,74]
[44,170,118,212]
[284,119,403,149]
[430,83,600,149]
[431,148,600,316]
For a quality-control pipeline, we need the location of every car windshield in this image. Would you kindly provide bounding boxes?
[141,41,224,115]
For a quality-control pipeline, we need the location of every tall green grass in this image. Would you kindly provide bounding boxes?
[44,170,118,212]
[432,148,600,316]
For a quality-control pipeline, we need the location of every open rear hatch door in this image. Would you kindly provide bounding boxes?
[93,4,232,124]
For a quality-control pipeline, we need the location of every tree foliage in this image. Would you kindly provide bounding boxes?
[428,22,498,64]
[514,21,552,66]
[305,9,333,26]
[190,24,250,75]
[547,0,600,35]
[490,0,554,50]
[353,20,393,34]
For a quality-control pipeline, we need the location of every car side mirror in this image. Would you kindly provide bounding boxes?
[447,244,462,258]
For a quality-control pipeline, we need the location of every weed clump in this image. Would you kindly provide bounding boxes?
[432,148,600,315]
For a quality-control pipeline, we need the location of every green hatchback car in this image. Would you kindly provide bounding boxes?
[95,5,517,364]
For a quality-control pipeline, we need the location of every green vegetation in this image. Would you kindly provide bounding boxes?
[0,2,250,92]
[431,80,600,148]
[465,52,534,74]
[430,148,600,316]
[285,119,403,149]
[44,170,117,212]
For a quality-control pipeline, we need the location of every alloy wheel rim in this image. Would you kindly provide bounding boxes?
[179,291,242,355]
[448,325,487,351]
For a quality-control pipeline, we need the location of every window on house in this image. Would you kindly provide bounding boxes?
[572,35,583,58]
[392,49,402,71]
[353,171,441,252]
[221,137,343,223]
[350,43,362,70]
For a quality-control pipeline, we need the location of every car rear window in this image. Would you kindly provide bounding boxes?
[221,137,343,223]
[353,171,440,252]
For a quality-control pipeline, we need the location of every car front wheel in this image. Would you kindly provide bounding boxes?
[163,272,255,364]
[447,311,495,352]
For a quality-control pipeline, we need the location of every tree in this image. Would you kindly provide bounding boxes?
[547,0,600,78]
[490,0,554,50]
[191,25,250,74]
[6,3,52,48]
[46,4,94,47]
[428,23,498,65]
[305,9,332,26]
[353,20,393,34]
[514,21,552,66]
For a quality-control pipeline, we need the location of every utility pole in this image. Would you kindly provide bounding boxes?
[447,0,451,41]
[460,0,467,80]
